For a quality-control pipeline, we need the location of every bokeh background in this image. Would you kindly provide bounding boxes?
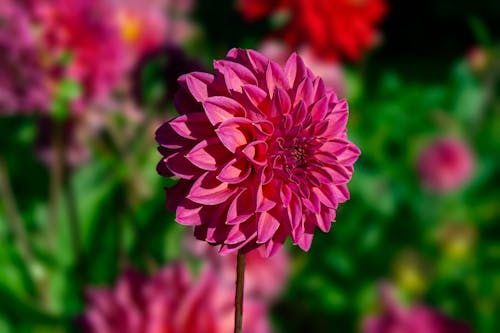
[0,0,499,332]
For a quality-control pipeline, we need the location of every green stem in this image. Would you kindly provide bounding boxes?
[234,251,246,333]
[48,122,64,250]
[0,156,33,262]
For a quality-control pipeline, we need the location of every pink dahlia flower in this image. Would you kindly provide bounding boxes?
[417,137,475,193]
[0,0,49,114]
[156,49,360,256]
[363,283,471,333]
[186,237,290,300]
[80,264,271,333]
[35,0,128,113]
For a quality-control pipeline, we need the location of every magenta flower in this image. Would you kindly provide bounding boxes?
[80,264,272,333]
[156,48,360,256]
[417,137,475,193]
[363,283,471,333]
[35,0,128,113]
[0,0,49,114]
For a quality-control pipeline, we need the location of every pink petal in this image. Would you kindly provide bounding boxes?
[176,200,204,225]
[202,96,246,126]
[217,157,251,184]
[266,60,289,98]
[155,122,194,149]
[242,140,268,166]
[215,117,254,153]
[186,138,231,171]
[227,188,255,224]
[165,151,203,180]
[284,52,310,89]
[257,211,280,243]
[214,60,258,93]
[268,87,291,117]
[169,113,213,140]
[187,172,237,205]
[178,72,214,102]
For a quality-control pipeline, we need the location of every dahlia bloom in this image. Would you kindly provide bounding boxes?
[417,137,475,193]
[35,0,128,113]
[0,0,49,114]
[156,49,360,256]
[260,40,347,97]
[186,237,290,300]
[238,0,387,61]
[80,264,271,333]
[363,284,471,333]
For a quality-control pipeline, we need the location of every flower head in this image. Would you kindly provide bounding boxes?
[79,263,272,333]
[238,0,387,61]
[417,137,475,193]
[363,283,471,333]
[0,0,49,114]
[156,49,360,256]
[35,0,128,112]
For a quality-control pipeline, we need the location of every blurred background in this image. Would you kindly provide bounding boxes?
[0,0,499,332]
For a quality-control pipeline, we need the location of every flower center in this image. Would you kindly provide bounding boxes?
[271,137,314,178]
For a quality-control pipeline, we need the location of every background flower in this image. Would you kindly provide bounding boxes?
[238,0,387,61]
[363,283,471,333]
[156,48,360,256]
[35,0,128,113]
[0,0,49,114]
[417,137,475,193]
[80,263,272,333]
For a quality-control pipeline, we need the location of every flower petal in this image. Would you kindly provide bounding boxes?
[186,137,231,171]
[187,172,237,205]
[217,157,251,184]
[202,96,246,126]
[215,117,254,153]
[169,113,213,140]
[257,211,280,243]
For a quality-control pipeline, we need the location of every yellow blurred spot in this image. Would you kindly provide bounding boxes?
[117,11,141,44]
[393,250,429,296]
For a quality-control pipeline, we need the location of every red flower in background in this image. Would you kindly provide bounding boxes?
[80,264,272,333]
[238,0,387,62]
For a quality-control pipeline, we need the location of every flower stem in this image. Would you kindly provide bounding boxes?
[64,169,84,295]
[48,122,64,249]
[234,251,246,333]
[0,155,33,262]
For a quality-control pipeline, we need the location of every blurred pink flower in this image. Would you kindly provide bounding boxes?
[363,283,471,333]
[0,0,50,114]
[260,40,347,97]
[186,238,290,300]
[417,137,475,193]
[156,49,360,256]
[35,0,128,113]
[113,0,194,63]
[80,263,272,333]
[238,0,387,62]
